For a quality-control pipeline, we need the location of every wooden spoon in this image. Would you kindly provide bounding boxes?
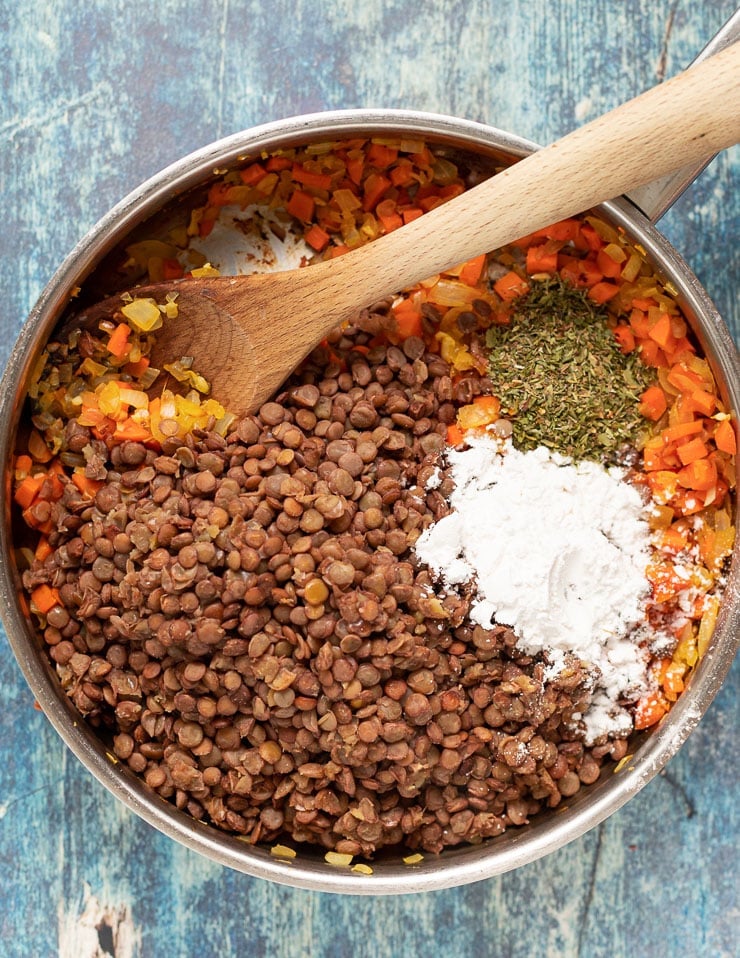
[79,43,739,416]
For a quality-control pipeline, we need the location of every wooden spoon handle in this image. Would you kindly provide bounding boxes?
[316,41,740,314]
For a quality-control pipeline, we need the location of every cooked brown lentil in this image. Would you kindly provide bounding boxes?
[24,316,628,857]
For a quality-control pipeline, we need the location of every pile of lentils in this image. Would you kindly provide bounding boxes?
[25,313,628,856]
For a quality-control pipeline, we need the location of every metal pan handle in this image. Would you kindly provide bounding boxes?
[626,8,740,223]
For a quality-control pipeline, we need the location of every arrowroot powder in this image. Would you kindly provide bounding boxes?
[415,436,653,742]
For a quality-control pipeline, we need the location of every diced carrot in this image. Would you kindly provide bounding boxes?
[559,255,603,288]
[639,340,667,368]
[346,155,364,186]
[526,244,559,275]
[633,692,668,730]
[305,224,331,252]
[14,475,44,510]
[596,248,623,279]
[123,357,151,378]
[458,254,487,287]
[638,385,667,421]
[632,297,658,311]
[162,258,184,280]
[537,218,581,242]
[473,395,501,419]
[401,208,423,225]
[714,418,737,455]
[660,526,688,552]
[393,309,423,339]
[107,323,131,359]
[390,162,414,187]
[207,182,234,207]
[666,364,703,394]
[35,537,53,562]
[647,313,674,350]
[494,271,529,302]
[72,472,103,498]
[31,584,61,615]
[239,162,267,185]
[330,244,350,258]
[612,325,635,353]
[362,173,391,211]
[579,224,603,252]
[677,458,717,491]
[375,199,403,233]
[265,156,292,172]
[292,164,333,191]
[366,142,398,168]
[628,308,650,339]
[688,388,717,417]
[114,420,152,443]
[15,454,33,475]
[661,420,703,442]
[588,281,619,304]
[286,189,315,222]
[677,437,709,465]
[446,423,465,446]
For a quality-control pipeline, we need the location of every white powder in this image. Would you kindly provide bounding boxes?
[415,437,653,742]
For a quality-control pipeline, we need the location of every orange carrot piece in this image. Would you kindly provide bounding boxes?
[31,584,61,614]
[689,388,717,417]
[346,155,364,185]
[72,472,103,498]
[677,458,717,491]
[367,143,398,168]
[494,271,529,302]
[107,323,131,358]
[526,244,558,275]
[648,313,674,350]
[123,357,151,378]
[677,437,709,465]
[286,189,315,222]
[162,258,184,280]
[14,475,44,510]
[639,340,667,368]
[536,219,581,242]
[305,224,331,252]
[292,164,333,190]
[265,156,292,172]
[35,537,53,562]
[375,198,403,233]
[633,692,669,730]
[446,423,465,446]
[394,309,423,339]
[661,420,704,442]
[666,364,703,393]
[239,162,267,185]
[14,454,33,476]
[362,173,391,211]
[458,254,487,286]
[612,325,635,353]
[588,281,619,304]
[401,208,423,225]
[714,418,737,455]
[638,385,667,422]
[595,248,623,279]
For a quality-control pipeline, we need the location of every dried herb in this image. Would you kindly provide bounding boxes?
[485,278,653,461]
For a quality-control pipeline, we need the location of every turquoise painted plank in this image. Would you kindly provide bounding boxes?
[0,1,737,956]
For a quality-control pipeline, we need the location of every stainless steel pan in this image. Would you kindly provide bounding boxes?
[0,15,737,894]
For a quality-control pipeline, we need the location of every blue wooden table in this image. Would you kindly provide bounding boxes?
[1,2,737,956]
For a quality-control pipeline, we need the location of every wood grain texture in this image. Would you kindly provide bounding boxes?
[0,2,737,956]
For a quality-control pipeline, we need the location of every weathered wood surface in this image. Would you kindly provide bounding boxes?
[0,2,737,956]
